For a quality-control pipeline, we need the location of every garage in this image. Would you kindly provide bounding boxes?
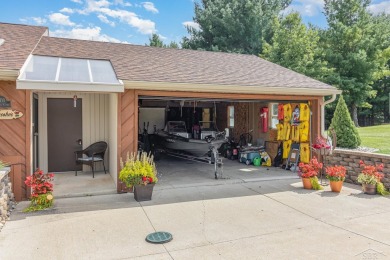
[0,22,341,199]
[133,90,322,186]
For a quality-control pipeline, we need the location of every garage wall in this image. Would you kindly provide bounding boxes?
[0,80,30,201]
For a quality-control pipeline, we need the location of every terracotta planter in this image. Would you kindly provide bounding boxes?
[362,183,376,195]
[134,183,155,201]
[302,178,312,189]
[329,181,343,193]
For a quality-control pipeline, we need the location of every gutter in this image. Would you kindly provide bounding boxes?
[123,80,341,97]
[321,93,339,137]
[0,69,18,80]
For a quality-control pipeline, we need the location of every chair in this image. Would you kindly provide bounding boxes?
[75,141,107,178]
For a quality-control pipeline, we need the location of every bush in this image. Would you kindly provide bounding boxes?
[329,95,361,148]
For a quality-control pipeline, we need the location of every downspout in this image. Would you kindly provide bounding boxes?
[321,93,338,137]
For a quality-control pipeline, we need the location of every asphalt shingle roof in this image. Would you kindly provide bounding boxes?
[0,22,337,91]
[33,36,336,90]
[0,23,47,70]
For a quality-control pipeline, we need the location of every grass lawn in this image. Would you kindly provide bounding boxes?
[357,124,390,154]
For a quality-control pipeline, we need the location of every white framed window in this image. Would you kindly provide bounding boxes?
[227,106,234,127]
[270,103,279,129]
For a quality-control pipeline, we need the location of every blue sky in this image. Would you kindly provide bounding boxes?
[1,0,389,45]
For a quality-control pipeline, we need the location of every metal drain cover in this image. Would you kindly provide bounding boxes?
[146,232,173,244]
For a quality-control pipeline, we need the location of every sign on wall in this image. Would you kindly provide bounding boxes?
[0,110,23,120]
[0,96,11,108]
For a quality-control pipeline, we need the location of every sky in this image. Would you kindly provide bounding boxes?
[0,0,389,46]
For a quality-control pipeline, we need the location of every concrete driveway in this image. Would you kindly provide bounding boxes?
[1,178,390,259]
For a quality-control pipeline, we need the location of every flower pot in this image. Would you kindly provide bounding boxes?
[134,183,155,202]
[362,183,376,195]
[329,180,343,193]
[302,178,312,189]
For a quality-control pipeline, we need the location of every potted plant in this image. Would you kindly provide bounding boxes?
[312,136,331,156]
[119,152,158,202]
[24,169,54,212]
[325,165,346,192]
[357,161,389,195]
[298,157,323,190]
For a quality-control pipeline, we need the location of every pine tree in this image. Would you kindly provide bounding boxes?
[329,95,361,148]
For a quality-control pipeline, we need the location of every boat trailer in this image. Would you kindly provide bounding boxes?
[158,147,224,179]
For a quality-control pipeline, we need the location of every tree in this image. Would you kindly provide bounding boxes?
[148,34,180,49]
[148,33,164,48]
[182,0,291,54]
[329,95,361,148]
[322,0,389,126]
[261,12,330,81]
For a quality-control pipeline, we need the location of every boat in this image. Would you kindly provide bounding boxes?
[154,121,226,157]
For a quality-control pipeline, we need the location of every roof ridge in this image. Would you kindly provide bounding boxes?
[43,35,261,59]
[0,21,48,30]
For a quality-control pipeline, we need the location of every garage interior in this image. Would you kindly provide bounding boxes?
[137,95,311,184]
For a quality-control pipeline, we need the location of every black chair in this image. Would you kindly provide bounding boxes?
[75,141,107,178]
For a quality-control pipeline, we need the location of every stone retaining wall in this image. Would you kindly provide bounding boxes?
[325,149,390,189]
[0,168,15,231]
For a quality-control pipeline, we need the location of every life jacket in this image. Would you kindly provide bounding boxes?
[283,104,292,121]
[276,123,284,141]
[300,142,310,163]
[299,121,310,142]
[278,103,284,120]
[283,140,292,159]
[299,103,310,122]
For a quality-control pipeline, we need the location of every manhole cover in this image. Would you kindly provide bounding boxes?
[146,232,173,244]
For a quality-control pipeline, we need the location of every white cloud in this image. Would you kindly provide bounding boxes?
[183,21,200,31]
[78,0,156,34]
[114,0,131,7]
[282,0,324,17]
[50,26,124,43]
[60,8,74,14]
[368,1,390,14]
[32,17,47,25]
[19,17,47,25]
[142,2,159,14]
[49,13,76,26]
[158,34,167,40]
[97,14,116,26]
[71,0,83,4]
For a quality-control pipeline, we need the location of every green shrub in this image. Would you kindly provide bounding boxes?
[329,95,361,148]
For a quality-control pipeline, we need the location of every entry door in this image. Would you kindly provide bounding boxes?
[48,98,82,172]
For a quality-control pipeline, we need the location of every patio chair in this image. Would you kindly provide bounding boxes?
[75,141,107,178]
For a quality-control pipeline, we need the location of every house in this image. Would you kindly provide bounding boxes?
[0,22,341,200]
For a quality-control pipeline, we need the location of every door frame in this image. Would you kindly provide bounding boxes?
[38,92,87,174]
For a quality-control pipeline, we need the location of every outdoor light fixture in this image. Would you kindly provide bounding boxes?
[73,95,77,108]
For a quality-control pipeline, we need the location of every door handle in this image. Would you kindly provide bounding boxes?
[76,139,82,146]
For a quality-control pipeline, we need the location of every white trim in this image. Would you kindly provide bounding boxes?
[0,69,18,80]
[55,57,61,81]
[123,80,342,96]
[87,60,93,82]
[16,80,124,93]
[18,54,33,80]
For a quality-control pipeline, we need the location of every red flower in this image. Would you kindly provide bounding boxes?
[298,157,323,178]
[24,169,54,197]
[359,162,384,181]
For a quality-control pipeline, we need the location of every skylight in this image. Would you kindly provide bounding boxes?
[17,55,124,92]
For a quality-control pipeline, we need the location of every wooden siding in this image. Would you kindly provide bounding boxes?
[0,81,30,201]
[117,89,137,192]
